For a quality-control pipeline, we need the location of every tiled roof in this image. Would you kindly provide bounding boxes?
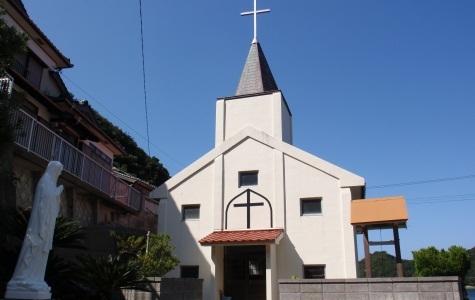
[236,42,278,96]
[199,229,284,246]
[113,168,155,191]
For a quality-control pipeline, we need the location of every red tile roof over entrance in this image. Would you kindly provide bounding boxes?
[199,229,284,246]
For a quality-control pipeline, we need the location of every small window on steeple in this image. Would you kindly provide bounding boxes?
[239,171,258,187]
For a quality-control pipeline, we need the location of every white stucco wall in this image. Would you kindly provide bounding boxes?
[158,162,219,299]
[215,91,293,146]
[278,154,357,279]
[223,138,275,230]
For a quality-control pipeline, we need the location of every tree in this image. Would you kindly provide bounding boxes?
[0,11,27,72]
[113,232,179,277]
[137,234,179,277]
[413,246,471,298]
[0,11,27,208]
[466,247,475,286]
[413,246,470,278]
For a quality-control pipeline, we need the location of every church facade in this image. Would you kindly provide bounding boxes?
[151,40,366,300]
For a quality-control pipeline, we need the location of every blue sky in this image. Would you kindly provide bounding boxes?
[23,0,475,258]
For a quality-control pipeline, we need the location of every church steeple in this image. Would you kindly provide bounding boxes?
[236,42,278,96]
[236,0,278,96]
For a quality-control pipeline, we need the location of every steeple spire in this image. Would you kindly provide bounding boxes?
[236,42,278,96]
[236,0,278,96]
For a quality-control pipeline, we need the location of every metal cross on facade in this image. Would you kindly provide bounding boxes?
[234,189,264,229]
[241,0,271,44]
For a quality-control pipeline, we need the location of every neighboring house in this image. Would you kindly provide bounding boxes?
[1,0,158,236]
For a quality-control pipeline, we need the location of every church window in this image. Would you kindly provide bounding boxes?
[303,265,326,279]
[182,205,200,220]
[180,265,199,278]
[301,198,322,215]
[239,171,259,187]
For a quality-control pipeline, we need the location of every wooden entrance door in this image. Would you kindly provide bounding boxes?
[224,246,266,300]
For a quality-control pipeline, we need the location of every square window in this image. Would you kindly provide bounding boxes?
[303,265,326,279]
[301,198,322,215]
[180,266,199,278]
[239,171,258,187]
[182,205,200,220]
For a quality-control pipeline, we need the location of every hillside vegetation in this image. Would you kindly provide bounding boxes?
[92,110,170,187]
[358,251,414,278]
[467,247,475,286]
[358,248,474,286]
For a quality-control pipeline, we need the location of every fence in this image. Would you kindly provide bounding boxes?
[122,278,203,300]
[12,109,142,211]
[279,277,463,300]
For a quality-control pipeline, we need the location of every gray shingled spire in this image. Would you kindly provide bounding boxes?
[236,42,278,96]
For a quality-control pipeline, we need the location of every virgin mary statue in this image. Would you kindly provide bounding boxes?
[5,161,64,300]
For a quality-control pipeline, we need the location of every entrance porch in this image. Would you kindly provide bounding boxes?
[200,229,283,300]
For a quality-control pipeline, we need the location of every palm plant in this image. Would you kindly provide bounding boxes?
[0,208,86,299]
[74,254,144,300]
[53,216,86,249]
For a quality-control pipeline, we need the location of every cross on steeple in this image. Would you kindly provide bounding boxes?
[241,0,271,44]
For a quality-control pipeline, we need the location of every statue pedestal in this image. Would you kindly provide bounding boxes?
[4,280,51,300]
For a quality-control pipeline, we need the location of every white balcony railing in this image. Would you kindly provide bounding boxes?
[12,109,142,211]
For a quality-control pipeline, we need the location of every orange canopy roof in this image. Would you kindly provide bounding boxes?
[351,196,408,226]
[199,229,284,246]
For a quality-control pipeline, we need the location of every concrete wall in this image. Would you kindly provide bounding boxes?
[279,277,463,300]
[122,278,203,300]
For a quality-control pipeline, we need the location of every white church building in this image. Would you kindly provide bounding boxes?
[151,4,374,300]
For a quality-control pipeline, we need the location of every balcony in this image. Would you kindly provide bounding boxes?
[12,109,143,211]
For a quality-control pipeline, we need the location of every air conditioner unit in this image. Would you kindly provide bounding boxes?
[0,74,14,96]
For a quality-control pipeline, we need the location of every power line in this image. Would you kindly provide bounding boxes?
[408,198,475,205]
[367,174,475,189]
[408,193,475,201]
[138,0,151,156]
[61,72,185,168]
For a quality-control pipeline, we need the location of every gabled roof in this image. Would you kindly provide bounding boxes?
[151,127,365,199]
[236,42,278,96]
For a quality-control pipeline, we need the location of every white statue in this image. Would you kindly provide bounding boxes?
[5,161,64,300]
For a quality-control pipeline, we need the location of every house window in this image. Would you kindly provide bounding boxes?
[300,198,322,215]
[181,266,199,278]
[239,171,258,187]
[303,265,326,279]
[182,205,200,220]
